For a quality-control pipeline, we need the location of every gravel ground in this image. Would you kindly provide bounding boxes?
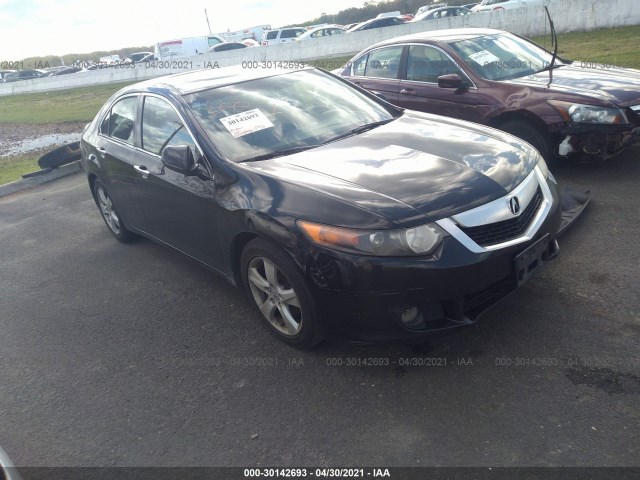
[0,121,85,154]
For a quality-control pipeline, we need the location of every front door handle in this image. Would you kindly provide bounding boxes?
[400,88,415,95]
[133,165,150,179]
[97,147,107,158]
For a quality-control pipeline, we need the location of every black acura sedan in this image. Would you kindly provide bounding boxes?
[81,66,562,347]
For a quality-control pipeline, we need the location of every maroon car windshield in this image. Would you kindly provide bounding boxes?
[447,33,561,81]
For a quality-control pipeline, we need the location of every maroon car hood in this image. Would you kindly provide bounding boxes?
[509,64,640,106]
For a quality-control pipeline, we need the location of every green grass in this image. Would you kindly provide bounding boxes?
[530,25,640,69]
[0,81,135,124]
[0,153,40,185]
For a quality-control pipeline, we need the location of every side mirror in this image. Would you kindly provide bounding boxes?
[437,74,467,89]
[161,145,195,175]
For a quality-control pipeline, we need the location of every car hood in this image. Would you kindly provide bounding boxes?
[508,64,640,106]
[245,111,540,225]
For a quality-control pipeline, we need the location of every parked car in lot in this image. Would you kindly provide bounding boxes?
[126,51,153,63]
[206,42,248,53]
[52,66,82,76]
[0,69,17,81]
[412,6,472,21]
[416,2,449,16]
[295,25,346,41]
[471,0,548,12]
[81,65,565,347]
[347,17,407,32]
[336,28,640,161]
[261,27,306,45]
[1,69,46,82]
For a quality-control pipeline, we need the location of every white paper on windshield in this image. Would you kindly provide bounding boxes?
[468,50,500,65]
[219,109,274,138]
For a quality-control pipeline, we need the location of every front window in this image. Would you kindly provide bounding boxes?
[207,37,223,47]
[406,45,463,83]
[447,32,559,81]
[141,96,196,156]
[281,29,304,39]
[185,69,398,163]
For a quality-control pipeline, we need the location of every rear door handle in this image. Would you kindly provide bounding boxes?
[133,165,150,179]
[97,147,106,158]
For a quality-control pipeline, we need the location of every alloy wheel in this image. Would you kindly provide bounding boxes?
[247,256,303,336]
[96,186,121,235]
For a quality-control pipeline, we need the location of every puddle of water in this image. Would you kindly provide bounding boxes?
[1,133,81,157]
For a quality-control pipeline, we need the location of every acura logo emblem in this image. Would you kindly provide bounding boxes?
[509,196,521,215]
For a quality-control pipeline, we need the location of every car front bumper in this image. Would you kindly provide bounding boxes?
[301,174,562,343]
[556,122,640,161]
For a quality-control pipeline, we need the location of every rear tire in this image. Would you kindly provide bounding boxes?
[498,118,554,162]
[241,238,324,348]
[93,180,136,242]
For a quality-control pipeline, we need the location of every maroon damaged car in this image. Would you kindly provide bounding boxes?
[336,28,640,161]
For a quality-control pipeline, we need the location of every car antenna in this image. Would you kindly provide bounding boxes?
[544,6,558,87]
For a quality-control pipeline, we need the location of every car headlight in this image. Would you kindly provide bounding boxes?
[297,220,446,256]
[549,100,627,125]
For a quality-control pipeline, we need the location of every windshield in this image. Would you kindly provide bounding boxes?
[185,69,398,162]
[447,33,560,81]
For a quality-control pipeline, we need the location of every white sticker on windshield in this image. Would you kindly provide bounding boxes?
[468,50,501,66]
[219,108,274,138]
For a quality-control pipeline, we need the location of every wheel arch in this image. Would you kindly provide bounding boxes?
[229,231,259,288]
[87,173,98,199]
[489,110,549,133]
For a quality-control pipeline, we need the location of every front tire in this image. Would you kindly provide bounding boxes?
[498,118,553,161]
[241,238,324,348]
[93,180,135,242]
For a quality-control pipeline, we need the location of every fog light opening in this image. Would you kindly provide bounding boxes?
[399,306,426,329]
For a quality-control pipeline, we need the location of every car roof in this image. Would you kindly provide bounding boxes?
[372,27,504,46]
[114,65,312,96]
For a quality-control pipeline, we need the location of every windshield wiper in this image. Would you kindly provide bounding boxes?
[241,145,318,162]
[325,118,396,144]
[544,6,559,86]
[537,63,564,72]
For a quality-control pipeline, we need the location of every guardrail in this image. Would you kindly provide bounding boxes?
[1,0,638,97]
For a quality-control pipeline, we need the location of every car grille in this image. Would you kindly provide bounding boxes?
[459,187,543,247]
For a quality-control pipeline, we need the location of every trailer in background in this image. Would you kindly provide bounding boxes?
[154,35,226,59]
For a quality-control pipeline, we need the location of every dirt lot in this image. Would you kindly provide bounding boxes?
[0,121,86,184]
[0,121,85,152]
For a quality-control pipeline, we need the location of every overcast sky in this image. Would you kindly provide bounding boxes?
[0,0,367,59]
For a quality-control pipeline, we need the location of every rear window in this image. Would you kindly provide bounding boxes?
[266,31,278,40]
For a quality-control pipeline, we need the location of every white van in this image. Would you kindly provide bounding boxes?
[155,35,226,59]
[261,27,306,46]
[471,0,548,12]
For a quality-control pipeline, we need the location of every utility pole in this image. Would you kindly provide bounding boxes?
[205,9,212,34]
